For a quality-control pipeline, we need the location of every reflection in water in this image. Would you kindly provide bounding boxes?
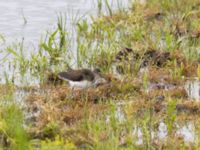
[131,122,195,145]
[115,103,196,145]
[133,127,143,145]
[176,122,195,143]
[185,78,200,100]
[116,105,126,123]
[157,121,167,139]
[147,81,176,92]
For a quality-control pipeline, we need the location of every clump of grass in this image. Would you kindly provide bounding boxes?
[97,0,103,16]
[39,136,76,150]
[170,60,185,80]
[105,0,113,16]
[0,90,28,150]
[3,104,28,150]
[42,122,60,139]
[197,64,200,79]
[6,40,29,76]
[40,14,68,65]
[165,98,177,135]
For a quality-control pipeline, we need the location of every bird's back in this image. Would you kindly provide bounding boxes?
[58,69,95,82]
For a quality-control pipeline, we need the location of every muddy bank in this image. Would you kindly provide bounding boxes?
[12,47,199,143]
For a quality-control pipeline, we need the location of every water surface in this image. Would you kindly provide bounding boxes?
[0,0,130,46]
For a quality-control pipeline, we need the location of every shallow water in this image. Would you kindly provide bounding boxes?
[115,102,197,145]
[132,121,195,145]
[185,78,200,101]
[0,0,130,46]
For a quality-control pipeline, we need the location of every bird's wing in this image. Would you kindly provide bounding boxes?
[58,71,84,81]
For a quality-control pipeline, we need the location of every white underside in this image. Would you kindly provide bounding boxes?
[69,80,93,88]
[60,76,107,89]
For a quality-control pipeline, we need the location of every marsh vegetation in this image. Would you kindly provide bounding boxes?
[0,0,200,149]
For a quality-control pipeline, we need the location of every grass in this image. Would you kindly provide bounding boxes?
[0,0,200,149]
[40,14,68,65]
[0,85,28,150]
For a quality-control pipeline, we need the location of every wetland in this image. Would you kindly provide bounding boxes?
[0,0,200,149]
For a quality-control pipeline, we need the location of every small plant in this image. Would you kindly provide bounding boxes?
[165,98,177,135]
[197,64,200,80]
[43,122,60,139]
[0,103,28,150]
[39,136,76,150]
[143,71,149,91]
[40,14,68,65]
[105,0,113,16]
[6,41,29,76]
[171,60,184,80]
[97,0,103,16]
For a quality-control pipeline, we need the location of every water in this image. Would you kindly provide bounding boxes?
[114,102,196,145]
[132,121,195,145]
[0,0,130,46]
[146,77,200,101]
[185,78,200,101]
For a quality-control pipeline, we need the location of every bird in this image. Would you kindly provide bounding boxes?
[58,68,107,88]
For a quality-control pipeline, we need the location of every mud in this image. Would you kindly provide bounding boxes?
[45,71,64,85]
[144,12,165,21]
[113,48,189,75]
[191,28,200,38]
